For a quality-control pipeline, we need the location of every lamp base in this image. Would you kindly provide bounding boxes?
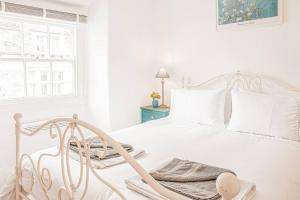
[159,104,169,108]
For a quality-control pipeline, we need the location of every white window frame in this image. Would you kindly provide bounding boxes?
[0,12,78,103]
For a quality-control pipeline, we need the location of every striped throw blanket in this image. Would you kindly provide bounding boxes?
[69,137,133,160]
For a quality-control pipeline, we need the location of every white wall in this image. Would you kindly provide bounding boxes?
[86,0,111,131]
[87,0,160,131]
[154,0,300,104]
[108,0,160,130]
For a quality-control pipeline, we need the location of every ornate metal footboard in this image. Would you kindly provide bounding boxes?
[14,113,240,200]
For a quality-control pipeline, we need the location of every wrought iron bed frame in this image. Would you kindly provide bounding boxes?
[14,71,300,200]
[14,113,194,200]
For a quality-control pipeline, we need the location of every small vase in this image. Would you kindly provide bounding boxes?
[152,99,159,108]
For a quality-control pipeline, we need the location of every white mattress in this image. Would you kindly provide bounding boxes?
[27,118,300,200]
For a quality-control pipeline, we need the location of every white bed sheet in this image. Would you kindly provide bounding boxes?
[27,118,300,200]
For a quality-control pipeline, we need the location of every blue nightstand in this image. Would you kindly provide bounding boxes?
[141,106,170,123]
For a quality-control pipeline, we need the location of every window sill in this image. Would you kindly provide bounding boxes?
[0,95,86,107]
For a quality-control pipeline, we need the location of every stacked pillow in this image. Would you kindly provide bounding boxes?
[170,88,300,141]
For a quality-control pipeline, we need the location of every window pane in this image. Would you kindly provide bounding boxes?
[24,23,48,58]
[0,20,21,55]
[26,62,51,97]
[52,62,73,95]
[50,26,74,59]
[0,16,76,100]
[0,61,24,99]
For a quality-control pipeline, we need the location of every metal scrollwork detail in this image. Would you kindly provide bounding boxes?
[185,71,300,93]
[15,115,126,200]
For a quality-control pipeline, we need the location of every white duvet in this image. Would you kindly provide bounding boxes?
[22,118,300,199]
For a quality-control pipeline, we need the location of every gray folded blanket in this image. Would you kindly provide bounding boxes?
[69,137,133,161]
[149,158,235,200]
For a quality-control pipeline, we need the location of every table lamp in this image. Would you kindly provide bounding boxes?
[156,68,170,108]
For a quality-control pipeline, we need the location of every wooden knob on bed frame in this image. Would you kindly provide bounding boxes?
[73,113,78,120]
[216,173,240,200]
[14,113,23,125]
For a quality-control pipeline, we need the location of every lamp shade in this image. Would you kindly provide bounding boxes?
[156,68,170,78]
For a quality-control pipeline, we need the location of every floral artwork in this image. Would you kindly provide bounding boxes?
[217,0,280,28]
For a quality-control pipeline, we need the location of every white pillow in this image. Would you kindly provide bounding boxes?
[170,89,226,127]
[271,91,300,140]
[228,90,299,141]
[170,89,188,122]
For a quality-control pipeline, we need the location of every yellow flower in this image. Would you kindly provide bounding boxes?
[150,92,161,100]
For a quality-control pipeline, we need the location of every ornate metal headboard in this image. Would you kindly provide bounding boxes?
[183,71,300,93]
[182,71,300,124]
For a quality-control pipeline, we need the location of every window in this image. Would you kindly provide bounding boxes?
[0,20,22,54]
[0,15,76,100]
[26,62,51,97]
[0,61,24,98]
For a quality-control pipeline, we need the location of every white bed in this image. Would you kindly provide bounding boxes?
[4,71,300,200]
[25,118,300,200]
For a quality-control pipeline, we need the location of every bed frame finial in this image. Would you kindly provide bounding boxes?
[216,173,240,200]
[72,113,79,120]
[14,113,22,126]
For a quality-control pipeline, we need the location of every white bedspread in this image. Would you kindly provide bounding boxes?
[20,118,300,199]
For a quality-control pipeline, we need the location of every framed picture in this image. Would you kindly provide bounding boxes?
[216,0,283,30]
